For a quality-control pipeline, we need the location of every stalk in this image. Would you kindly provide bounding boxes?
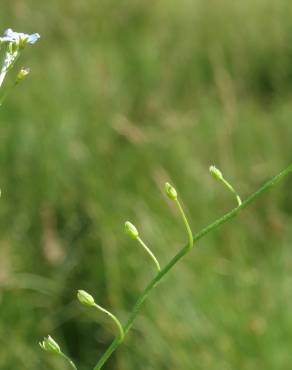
[93,163,292,370]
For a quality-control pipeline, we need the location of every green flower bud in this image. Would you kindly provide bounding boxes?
[124,221,139,239]
[165,182,177,200]
[209,165,223,181]
[77,289,95,307]
[39,335,61,354]
[16,67,30,83]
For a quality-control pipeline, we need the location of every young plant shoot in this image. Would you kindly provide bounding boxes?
[77,290,124,342]
[209,165,242,206]
[39,335,77,370]
[125,221,161,271]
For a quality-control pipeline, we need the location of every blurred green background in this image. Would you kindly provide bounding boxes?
[1,1,292,369]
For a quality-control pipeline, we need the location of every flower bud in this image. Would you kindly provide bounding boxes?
[124,221,139,239]
[39,335,61,354]
[165,182,177,200]
[16,67,30,83]
[209,165,223,181]
[77,289,95,307]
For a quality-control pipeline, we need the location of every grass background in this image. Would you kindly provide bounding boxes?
[0,1,292,369]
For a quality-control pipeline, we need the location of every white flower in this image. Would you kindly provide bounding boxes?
[0,28,40,46]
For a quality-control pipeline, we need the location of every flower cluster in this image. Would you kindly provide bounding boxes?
[0,28,40,93]
[0,28,40,47]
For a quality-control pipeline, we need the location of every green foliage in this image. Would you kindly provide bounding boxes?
[0,1,292,370]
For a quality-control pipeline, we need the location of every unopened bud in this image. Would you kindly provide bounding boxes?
[209,165,223,181]
[39,335,61,354]
[124,221,139,239]
[16,67,30,83]
[165,182,177,200]
[77,290,95,307]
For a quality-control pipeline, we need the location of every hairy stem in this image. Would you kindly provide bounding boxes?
[93,162,292,370]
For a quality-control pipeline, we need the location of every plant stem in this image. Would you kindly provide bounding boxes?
[94,304,124,342]
[93,162,292,370]
[0,71,7,89]
[0,51,20,90]
[60,352,78,370]
[137,237,161,271]
[221,177,242,206]
[175,198,193,250]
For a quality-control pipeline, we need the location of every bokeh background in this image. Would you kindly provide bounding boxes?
[1,1,292,369]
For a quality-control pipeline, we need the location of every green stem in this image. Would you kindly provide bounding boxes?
[137,237,161,271]
[175,198,193,250]
[93,162,292,370]
[221,177,242,206]
[60,352,78,370]
[94,303,124,342]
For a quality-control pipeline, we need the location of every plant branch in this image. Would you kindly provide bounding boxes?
[175,198,193,250]
[93,162,292,370]
[94,303,124,342]
[137,237,161,271]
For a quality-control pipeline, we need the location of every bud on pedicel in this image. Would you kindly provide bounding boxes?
[165,182,177,200]
[124,221,139,239]
[209,165,223,181]
[16,67,30,83]
[39,335,61,354]
[77,289,95,307]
